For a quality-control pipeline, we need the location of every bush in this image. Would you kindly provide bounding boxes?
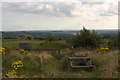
[108,32,120,49]
[46,35,62,41]
[39,41,70,49]
[72,27,102,48]
[108,37,118,49]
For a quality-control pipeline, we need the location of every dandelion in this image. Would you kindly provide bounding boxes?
[0,47,6,55]
[9,60,24,78]
[18,61,22,63]
[17,65,19,67]
[96,47,110,53]
[18,49,27,54]
[8,70,16,76]
[11,61,23,69]
[105,48,109,50]
[101,48,105,50]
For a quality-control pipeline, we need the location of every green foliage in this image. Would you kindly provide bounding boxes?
[2,52,40,77]
[102,34,111,39]
[108,37,118,49]
[52,53,64,60]
[26,37,32,40]
[59,57,70,71]
[118,32,120,49]
[2,49,118,78]
[22,55,40,74]
[107,32,120,49]
[65,38,73,46]
[46,35,62,41]
[19,35,25,40]
[108,32,120,49]
[38,41,70,49]
[2,33,18,39]
[72,27,102,48]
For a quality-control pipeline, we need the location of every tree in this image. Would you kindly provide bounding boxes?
[72,27,102,48]
[103,34,111,39]
[108,32,119,49]
[26,37,32,40]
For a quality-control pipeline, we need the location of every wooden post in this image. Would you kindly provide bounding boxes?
[59,49,60,54]
[37,57,42,71]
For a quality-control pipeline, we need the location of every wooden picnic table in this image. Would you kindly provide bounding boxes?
[68,54,94,69]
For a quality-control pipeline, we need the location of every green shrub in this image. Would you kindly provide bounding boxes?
[46,35,62,41]
[108,36,118,49]
[39,41,70,49]
[72,27,102,48]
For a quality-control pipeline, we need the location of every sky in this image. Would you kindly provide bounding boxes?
[1,0,119,31]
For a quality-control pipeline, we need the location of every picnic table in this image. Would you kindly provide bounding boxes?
[68,54,94,68]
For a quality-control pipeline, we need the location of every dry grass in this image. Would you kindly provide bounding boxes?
[75,49,118,78]
[32,51,52,59]
[2,49,118,78]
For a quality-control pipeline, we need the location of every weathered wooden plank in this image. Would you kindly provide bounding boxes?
[68,57,90,60]
[69,56,94,69]
[74,54,87,57]
[38,48,60,50]
[71,65,94,68]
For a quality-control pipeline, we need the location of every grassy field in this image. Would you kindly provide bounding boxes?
[2,39,69,49]
[2,39,45,49]
[2,39,118,78]
[2,49,118,78]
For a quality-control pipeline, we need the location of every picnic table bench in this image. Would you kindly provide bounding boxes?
[68,54,94,68]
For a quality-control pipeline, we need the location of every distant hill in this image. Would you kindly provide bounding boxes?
[2,29,118,39]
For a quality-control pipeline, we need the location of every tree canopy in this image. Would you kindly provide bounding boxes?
[72,27,102,48]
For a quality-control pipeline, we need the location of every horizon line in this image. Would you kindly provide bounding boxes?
[1,29,119,32]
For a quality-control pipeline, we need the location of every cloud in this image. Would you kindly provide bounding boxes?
[2,1,118,31]
[99,2,118,16]
[2,2,117,17]
[2,2,73,17]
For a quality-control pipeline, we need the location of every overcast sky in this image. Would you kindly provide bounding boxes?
[2,0,119,31]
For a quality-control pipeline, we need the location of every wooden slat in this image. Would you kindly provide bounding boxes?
[35,48,60,51]
[71,65,94,68]
[68,57,90,60]
[74,54,87,57]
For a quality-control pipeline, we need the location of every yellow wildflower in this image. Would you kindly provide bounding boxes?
[101,48,105,50]
[18,61,22,63]
[105,48,109,50]
[11,61,23,69]
[8,70,16,75]
[17,65,19,67]
[0,47,6,55]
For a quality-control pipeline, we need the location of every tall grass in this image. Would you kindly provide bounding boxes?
[2,48,118,78]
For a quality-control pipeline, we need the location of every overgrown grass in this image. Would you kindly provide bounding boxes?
[2,39,44,49]
[2,50,40,78]
[37,41,71,49]
[2,48,118,78]
[2,39,71,49]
